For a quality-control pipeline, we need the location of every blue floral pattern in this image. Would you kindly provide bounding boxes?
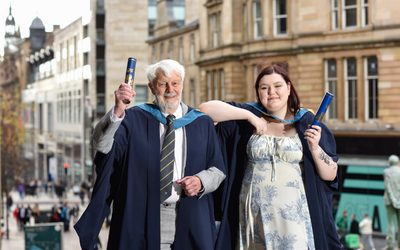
[237,134,315,250]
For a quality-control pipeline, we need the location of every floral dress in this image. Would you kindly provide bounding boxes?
[237,133,315,250]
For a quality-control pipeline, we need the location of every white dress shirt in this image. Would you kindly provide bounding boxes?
[111,105,184,203]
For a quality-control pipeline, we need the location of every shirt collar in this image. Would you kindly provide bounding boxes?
[161,103,182,119]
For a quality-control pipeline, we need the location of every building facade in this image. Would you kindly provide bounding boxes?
[149,0,400,233]
[12,0,400,233]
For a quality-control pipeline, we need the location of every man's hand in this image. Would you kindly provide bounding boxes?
[176,176,203,197]
[114,83,135,118]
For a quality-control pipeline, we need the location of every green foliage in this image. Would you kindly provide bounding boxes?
[1,88,33,192]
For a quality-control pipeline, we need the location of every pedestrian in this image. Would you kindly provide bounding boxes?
[51,203,60,222]
[337,209,349,238]
[359,214,376,250]
[18,204,28,230]
[18,183,25,198]
[6,193,13,213]
[349,214,360,235]
[32,204,41,224]
[349,214,363,249]
[71,202,80,225]
[199,64,340,249]
[26,204,33,225]
[383,154,400,250]
[75,59,226,249]
[79,185,85,205]
[13,205,20,227]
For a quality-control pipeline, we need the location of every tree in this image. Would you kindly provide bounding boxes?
[1,87,34,194]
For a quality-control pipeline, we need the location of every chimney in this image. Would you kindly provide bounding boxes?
[154,0,177,37]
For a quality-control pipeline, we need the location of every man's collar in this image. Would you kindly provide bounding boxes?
[161,103,183,119]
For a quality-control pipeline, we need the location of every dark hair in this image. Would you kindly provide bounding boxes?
[254,65,301,115]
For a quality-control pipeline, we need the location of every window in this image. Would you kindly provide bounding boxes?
[68,92,72,123]
[190,34,195,61]
[325,59,338,119]
[365,56,378,120]
[220,69,225,100]
[342,0,357,28]
[160,43,164,60]
[253,1,262,39]
[212,13,219,47]
[274,0,287,35]
[77,90,81,123]
[60,93,63,122]
[169,40,174,59]
[243,4,248,41]
[135,85,148,105]
[39,104,43,134]
[59,43,63,73]
[66,40,70,72]
[213,70,219,99]
[345,57,357,120]
[361,0,368,27]
[152,45,156,63]
[207,71,212,100]
[206,69,224,100]
[48,103,53,133]
[179,37,184,63]
[331,0,339,30]
[74,36,78,69]
[190,79,195,107]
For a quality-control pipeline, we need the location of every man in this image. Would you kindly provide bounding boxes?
[75,59,226,250]
[383,154,400,250]
[336,209,348,238]
[359,214,376,250]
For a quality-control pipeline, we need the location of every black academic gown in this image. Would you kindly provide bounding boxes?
[74,105,225,250]
[214,102,341,250]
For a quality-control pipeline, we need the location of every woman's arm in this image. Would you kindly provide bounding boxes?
[199,101,255,122]
[199,101,268,133]
[304,125,338,181]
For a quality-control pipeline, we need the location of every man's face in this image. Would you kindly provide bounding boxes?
[149,70,183,114]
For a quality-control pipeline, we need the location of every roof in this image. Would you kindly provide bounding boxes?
[30,17,45,29]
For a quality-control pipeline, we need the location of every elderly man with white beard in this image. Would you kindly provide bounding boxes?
[75,59,226,250]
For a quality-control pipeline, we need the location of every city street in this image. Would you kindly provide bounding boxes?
[0,190,394,250]
[2,190,109,250]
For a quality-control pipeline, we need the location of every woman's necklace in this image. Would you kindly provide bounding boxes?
[265,118,294,127]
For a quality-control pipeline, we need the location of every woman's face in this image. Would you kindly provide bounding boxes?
[257,73,290,113]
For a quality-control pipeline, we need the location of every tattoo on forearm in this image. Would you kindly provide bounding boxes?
[318,150,337,170]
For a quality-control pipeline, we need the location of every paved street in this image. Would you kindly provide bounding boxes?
[1,190,109,250]
[0,190,395,250]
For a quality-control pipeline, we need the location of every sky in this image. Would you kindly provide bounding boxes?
[0,0,90,55]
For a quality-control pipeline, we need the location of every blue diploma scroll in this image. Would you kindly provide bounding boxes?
[123,57,137,104]
[311,92,334,127]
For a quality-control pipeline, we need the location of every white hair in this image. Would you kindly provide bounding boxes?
[146,59,185,86]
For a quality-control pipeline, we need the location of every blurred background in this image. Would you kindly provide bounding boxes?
[0,0,399,249]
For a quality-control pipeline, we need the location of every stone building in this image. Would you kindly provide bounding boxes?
[147,0,400,232]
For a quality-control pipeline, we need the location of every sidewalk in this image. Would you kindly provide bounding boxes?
[1,190,109,250]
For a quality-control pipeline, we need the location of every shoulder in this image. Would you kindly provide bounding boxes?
[226,101,262,116]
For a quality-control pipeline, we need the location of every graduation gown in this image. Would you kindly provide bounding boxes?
[75,105,225,250]
[214,102,341,250]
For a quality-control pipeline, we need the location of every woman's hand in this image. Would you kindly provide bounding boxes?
[306,125,338,181]
[248,116,268,135]
[304,125,321,152]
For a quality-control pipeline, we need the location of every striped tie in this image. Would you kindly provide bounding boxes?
[160,114,175,202]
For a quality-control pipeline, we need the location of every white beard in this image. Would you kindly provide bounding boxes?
[154,91,181,113]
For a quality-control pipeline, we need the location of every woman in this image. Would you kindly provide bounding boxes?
[200,65,341,249]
